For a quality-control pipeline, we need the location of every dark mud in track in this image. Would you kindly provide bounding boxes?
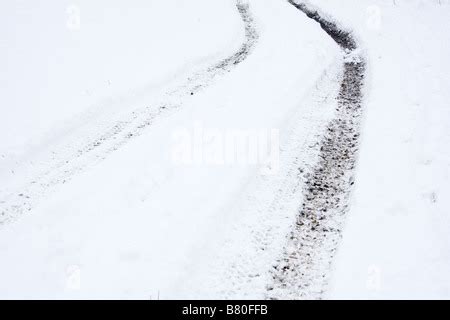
[268,0,366,299]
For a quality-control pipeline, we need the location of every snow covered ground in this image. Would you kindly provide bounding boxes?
[1,0,449,299]
[0,0,242,156]
[0,0,340,299]
[307,0,450,299]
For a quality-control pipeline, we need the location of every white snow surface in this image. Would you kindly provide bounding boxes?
[0,0,341,299]
[1,0,449,300]
[0,0,241,157]
[308,0,450,299]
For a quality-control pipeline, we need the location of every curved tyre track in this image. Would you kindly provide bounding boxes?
[268,0,366,299]
[0,0,258,225]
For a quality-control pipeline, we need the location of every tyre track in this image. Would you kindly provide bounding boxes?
[0,0,258,225]
[267,0,366,299]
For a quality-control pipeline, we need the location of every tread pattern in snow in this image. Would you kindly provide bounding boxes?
[268,0,366,299]
[0,1,259,225]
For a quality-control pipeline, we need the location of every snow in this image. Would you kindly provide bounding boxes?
[1,0,449,299]
[308,0,450,299]
[0,0,340,298]
[0,0,242,160]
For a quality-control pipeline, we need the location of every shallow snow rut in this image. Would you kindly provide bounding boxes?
[0,1,258,225]
[267,0,366,299]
